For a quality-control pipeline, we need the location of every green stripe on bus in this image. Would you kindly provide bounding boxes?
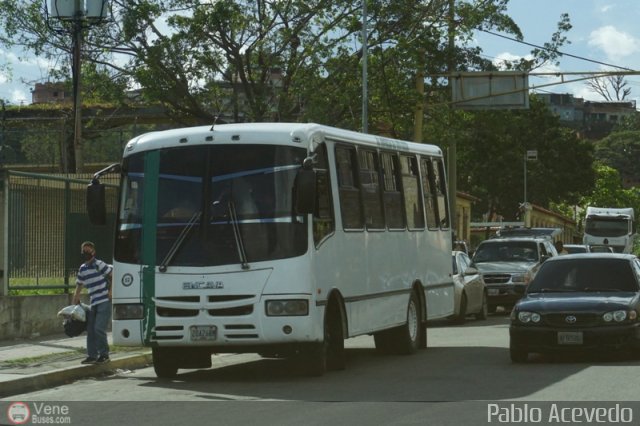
[142,151,160,344]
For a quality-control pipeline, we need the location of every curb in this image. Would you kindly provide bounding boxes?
[0,352,153,398]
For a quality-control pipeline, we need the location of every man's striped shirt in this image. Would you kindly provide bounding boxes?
[77,259,113,306]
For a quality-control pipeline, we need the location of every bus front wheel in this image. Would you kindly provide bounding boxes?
[152,347,179,379]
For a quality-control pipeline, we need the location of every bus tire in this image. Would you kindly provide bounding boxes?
[326,301,346,371]
[152,347,179,379]
[303,300,345,376]
[395,290,420,355]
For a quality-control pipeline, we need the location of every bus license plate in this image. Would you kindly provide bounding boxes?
[558,331,582,345]
[190,325,217,341]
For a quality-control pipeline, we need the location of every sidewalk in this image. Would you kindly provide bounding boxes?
[0,332,152,398]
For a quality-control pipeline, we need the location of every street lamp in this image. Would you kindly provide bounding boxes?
[46,0,108,173]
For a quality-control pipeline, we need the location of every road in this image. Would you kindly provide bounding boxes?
[4,314,640,425]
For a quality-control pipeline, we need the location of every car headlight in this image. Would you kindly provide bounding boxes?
[603,310,633,323]
[113,304,144,320]
[511,273,526,283]
[517,311,541,323]
[265,299,308,316]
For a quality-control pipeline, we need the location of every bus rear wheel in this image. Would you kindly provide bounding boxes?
[374,291,421,355]
[152,347,179,379]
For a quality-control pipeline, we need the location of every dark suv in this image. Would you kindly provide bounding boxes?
[471,237,557,312]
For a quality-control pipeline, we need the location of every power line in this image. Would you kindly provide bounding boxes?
[479,29,635,72]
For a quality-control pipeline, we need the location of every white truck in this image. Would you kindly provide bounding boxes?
[583,207,635,253]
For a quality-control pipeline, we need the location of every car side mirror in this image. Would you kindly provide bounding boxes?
[464,266,479,276]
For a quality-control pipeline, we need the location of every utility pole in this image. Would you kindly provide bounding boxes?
[46,0,108,173]
[72,0,84,172]
[362,0,368,133]
[447,0,457,237]
[413,48,425,143]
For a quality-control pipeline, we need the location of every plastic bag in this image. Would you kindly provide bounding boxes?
[63,318,87,337]
[57,304,89,322]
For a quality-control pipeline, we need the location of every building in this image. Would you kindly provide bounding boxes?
[536,92,637,139]
[31,82,70,104]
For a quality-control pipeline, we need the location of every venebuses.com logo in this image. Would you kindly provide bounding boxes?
[7,401,30,425]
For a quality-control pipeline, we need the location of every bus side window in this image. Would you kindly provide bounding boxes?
[335,145,364,230]
[313,144,335,246]
[381,152,405,230]
[358,149,385,230]
[433,158,450,229]
[420,157,438,229]
[401,155,425,230]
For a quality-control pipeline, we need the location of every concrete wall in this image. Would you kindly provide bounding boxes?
[0,295,75,340]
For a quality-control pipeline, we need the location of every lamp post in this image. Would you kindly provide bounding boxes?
[46,0,108,173]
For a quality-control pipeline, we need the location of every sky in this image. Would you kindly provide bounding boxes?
[473,0,640,104]
[1,0,640,106]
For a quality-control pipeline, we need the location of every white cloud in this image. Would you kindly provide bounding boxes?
[588,25,640,60]
[10,89,28,104]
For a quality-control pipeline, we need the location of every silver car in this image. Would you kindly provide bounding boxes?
[451,250,488,323]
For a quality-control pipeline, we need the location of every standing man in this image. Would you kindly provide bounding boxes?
[73,241,113,364]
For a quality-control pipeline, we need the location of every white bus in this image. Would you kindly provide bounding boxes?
[583,206,635,253]
[87,123,455,378]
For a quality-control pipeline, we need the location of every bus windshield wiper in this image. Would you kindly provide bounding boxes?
[228,201,250,270]
[159,210,202,273]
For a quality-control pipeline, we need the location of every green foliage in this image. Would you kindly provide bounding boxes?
[451,97,595,220]
[580,164,640,213]
[594,131,640,184]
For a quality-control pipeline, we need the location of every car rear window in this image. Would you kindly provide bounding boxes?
[529,258,639,292]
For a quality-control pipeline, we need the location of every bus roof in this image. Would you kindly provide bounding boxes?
[123,122,444,158]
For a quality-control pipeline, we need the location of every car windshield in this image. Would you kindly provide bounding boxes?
[528,258,639,293]
[473,241,539,263]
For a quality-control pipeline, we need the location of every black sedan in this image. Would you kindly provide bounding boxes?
[509,253,640,362]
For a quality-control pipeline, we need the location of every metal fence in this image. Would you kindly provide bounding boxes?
[6,170,119,290]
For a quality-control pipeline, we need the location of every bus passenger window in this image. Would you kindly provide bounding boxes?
[358,149,384,230]
[400,155,424,230]
[381,152,405,229]
[420,158,438,229]
[433,159,449,229]
[336,145,364,229]
[313,144,334,246]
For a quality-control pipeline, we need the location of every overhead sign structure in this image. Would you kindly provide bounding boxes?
[451,71,530,110]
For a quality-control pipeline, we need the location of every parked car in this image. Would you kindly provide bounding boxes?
[509,253,640,362]
[563,244,589,254]
[451,251,487,323]
[472,236,557,313]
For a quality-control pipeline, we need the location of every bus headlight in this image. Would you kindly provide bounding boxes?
[113,304,144,320]
[265,300,308,316]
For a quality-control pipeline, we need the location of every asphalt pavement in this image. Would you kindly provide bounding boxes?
[0,332,152,398]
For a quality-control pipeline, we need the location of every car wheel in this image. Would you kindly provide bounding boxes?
[488,304,497,314]
[475,291,488,320]
[455,292,467,324]
[509,342,528,363]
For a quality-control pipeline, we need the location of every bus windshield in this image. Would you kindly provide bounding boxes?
[115,144,308,266]
[584,218,629,237]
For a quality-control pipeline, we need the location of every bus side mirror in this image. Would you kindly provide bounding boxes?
[87,179,107,225]
[294,168,316,215]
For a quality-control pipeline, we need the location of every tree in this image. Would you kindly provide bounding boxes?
[594,130,640,186]
[585,74,631,102]
[581,164,640,216]
[451,96,595,220]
